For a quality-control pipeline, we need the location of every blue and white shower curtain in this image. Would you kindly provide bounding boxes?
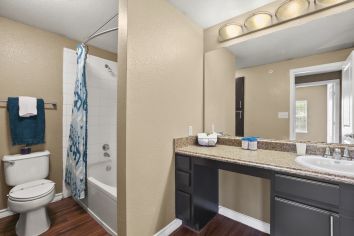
[65,44,88,199]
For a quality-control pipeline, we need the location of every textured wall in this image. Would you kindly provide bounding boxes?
[117,0,204,235]
[219,172,271,223]
[0,17,116,209]
[204,48,236,135]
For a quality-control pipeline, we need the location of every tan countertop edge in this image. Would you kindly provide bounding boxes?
[175,144,354,185]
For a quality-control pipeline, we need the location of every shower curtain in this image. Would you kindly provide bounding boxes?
[65,44,88,199]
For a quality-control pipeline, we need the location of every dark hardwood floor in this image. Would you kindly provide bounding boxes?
[171,214,269,236]
[0,197,109,236]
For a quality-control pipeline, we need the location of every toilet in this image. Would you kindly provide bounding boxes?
[2,151,55,236]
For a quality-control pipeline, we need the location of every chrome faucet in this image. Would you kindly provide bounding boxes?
[333,148,341,160]
[343,147,352,161]
[324,146,331,158]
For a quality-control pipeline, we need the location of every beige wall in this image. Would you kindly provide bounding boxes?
[204,48,236,135]
[117,0,128,235]
[219,172,271,223]
[296,85,327,142]
[117,0,204,235]
[0,17,117,209]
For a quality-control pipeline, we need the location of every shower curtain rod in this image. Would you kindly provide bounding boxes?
[84,27,118,43]
[84,13,118,44]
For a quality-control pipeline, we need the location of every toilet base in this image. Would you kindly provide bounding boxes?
[16,207,51,236]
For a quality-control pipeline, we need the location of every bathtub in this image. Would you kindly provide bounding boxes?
[77,161,117,235]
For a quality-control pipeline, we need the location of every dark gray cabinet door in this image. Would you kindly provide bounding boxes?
[274,197,339,236]
[176,190,191,223]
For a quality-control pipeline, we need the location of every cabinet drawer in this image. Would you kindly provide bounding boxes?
[274,197,339,236]
[275,174,339,208]
[176,190,191,223]
[176,155,191,171]
[176,170,191,191]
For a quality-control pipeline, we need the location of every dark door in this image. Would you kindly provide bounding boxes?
[235,77,244,136]
[274,197,339,236]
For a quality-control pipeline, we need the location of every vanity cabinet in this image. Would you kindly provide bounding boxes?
[175,155,192,224]
[175,153,354,235]
[175,154,218,230]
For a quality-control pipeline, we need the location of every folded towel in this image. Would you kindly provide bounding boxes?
[19,96,37,117]
[7,97,45,145]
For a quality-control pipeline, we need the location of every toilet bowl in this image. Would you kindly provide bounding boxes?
[7,179,55,236]
[2,151,54,236]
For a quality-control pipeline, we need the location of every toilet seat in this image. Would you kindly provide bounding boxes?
[9,179,55,202]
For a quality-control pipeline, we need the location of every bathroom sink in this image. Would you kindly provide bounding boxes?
[296,155,354,177]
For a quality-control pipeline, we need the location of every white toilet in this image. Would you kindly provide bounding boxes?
[2,151,55,236]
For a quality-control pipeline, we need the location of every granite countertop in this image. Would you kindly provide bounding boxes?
[176,144,354,185]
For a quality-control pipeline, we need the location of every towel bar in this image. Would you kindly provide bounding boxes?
[0,100,57,110]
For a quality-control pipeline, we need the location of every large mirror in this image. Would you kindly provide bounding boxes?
[204,1,354,144]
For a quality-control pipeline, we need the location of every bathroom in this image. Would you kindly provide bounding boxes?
[1,0,354,236]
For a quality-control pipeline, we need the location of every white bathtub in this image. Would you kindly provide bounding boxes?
[77,161,117,235]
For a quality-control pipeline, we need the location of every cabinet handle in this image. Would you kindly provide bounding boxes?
[330,215,334,236]
[236,110,242,119]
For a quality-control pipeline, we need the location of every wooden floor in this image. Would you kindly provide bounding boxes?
[171,214,269,236]
[0,197,109,236]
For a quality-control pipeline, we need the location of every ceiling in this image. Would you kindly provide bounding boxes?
[228,8,354,68]
[0,0,118,53]
[167,0,275,28]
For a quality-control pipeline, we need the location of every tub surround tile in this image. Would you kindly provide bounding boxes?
[174,136,354,185]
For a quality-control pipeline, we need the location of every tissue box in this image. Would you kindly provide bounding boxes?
[197,133,217,146]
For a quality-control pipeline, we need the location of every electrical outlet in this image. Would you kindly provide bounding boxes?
[278,112,289,119]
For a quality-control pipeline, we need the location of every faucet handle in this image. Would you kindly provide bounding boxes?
[343,147,351,160]
[324,146,331,158]
[102,144,110,151]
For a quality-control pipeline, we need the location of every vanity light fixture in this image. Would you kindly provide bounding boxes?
[218,24,243,41]
[218,0,346,42]
[244,12,273,32]
[276,0,310,21]
[315,0,345,6]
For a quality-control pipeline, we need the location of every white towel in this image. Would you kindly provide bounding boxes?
[19,96,37,117]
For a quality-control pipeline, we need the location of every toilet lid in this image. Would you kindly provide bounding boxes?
[9,179,55,202]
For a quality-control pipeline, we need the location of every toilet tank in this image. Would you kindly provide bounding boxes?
[2,151,50,186]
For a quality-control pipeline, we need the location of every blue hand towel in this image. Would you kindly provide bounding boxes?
[7,97,45,145]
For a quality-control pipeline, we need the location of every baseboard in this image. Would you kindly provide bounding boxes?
[0,208,15,218]
[154,219,182,236]
[74,199,117,236]
[219,206,270,234]
[155,207,269,236]
[52,193,64,202]
[0,193,64,219]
